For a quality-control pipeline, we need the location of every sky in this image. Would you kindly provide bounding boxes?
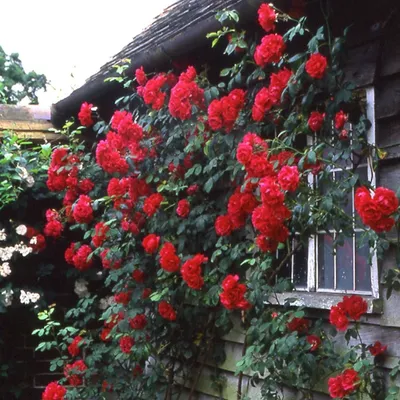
[0,0,175,106]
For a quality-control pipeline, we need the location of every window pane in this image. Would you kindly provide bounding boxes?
[336,236,354,290]
[293,242,308,288]
[355,233,372,291]
[318,234,334,289]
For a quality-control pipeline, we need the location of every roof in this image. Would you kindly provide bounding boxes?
[51,0,263,127]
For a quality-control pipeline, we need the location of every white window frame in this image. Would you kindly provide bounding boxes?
[272,88,382,313]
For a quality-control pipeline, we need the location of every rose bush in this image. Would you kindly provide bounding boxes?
[24,3,400,400]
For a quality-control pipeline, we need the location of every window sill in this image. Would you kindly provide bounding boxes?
[270,292,383,314]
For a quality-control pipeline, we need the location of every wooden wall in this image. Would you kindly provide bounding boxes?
[181,3,400,400]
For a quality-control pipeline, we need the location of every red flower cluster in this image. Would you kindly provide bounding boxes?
[208,89,246,132]
[143,193,164,217]
[187,184,199,195]
[64,360,87,386]
[47,148,79,192]
[158,301,177,320]
[92,222,109,248]
[114,291,131,306]
[132,269,145,283]
[254,34,286,67]
[68,336,83,357]
[159,242,181,273]
[72,195,93,224]
[220,275,251,310]
[42,381,66,400]
[287,317,310,333]
[306,335,321,351]
[328,369,360,399]
[135,66,147,85]
[258,3,276,32]
[96,110,145,174]
[252,68,292,121]
[355,186,398,232]
[308,111,324,132]
[119,336,135,353]
[169,66,204,120]
[176,199,190,218]
[44,209,63,238]
[65,243,93,271]
[278,165,300,192]
[181,254,208,290]
[78,102,93,127]
[129,314,147,330]
[369,341,387,357]
[305,53,328,79]
[334,110,347,130]
[329,295,367,331]
[142,234,160,254]
[140,73,167,110]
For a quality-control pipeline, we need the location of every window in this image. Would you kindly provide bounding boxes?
[278,88,380,311]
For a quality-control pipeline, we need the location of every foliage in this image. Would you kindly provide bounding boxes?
[0,45,48,104]
[6,2,400,400]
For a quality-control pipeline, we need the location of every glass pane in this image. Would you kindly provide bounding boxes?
[293,241,308,288]
[318,234,334,289]
[355,233,372,291]
[277,249,291,281]
[336,236,354,290]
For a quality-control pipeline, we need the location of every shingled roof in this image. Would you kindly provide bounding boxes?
[51,0,263,127]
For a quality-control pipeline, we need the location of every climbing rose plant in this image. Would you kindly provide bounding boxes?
[34,4,400,400]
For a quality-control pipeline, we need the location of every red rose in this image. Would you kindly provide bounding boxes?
[252,87,274,121]
[329,305,349,331]
[259,177,284,206]
[68,336,83,357]
[100,327,112,342]
[258,3,276,32]
[129,314,147,330]
[119,336,135,353]
[64,360,87,386]
[215,215,233,236]
[73,195,93,224]
[78,178,94,194]
[132,269,145,283]
[287,317,309,333]
[187,184,199,195]
[369,341,387,357]
[305,53,328,79]
[92,222,109,248]
[78,102,93,127]
[254,34,286,67]
[159,242,181,273]
[374,187,399,216]
[341,369,360,393]
[341,295,367,320]
[278,165,300,192]
[181,254,207,290]
[335,110,347,130]
[236,142,253,165]
[143,193,164,217]
[220,274,251,310]
[176,199,190,218]
[135,66,147,86]
[328,376,346,399]
[142,288,152,299]
[306,335,321,351]
[308,111,324,132]
[114,291,131,306]
[142,234,160,254]
[158,301,177,321]
[133,364,143,377]
[42,382,66,400]
[44,220,63,238]
[72,245,93,271]
[256,235,278,253]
